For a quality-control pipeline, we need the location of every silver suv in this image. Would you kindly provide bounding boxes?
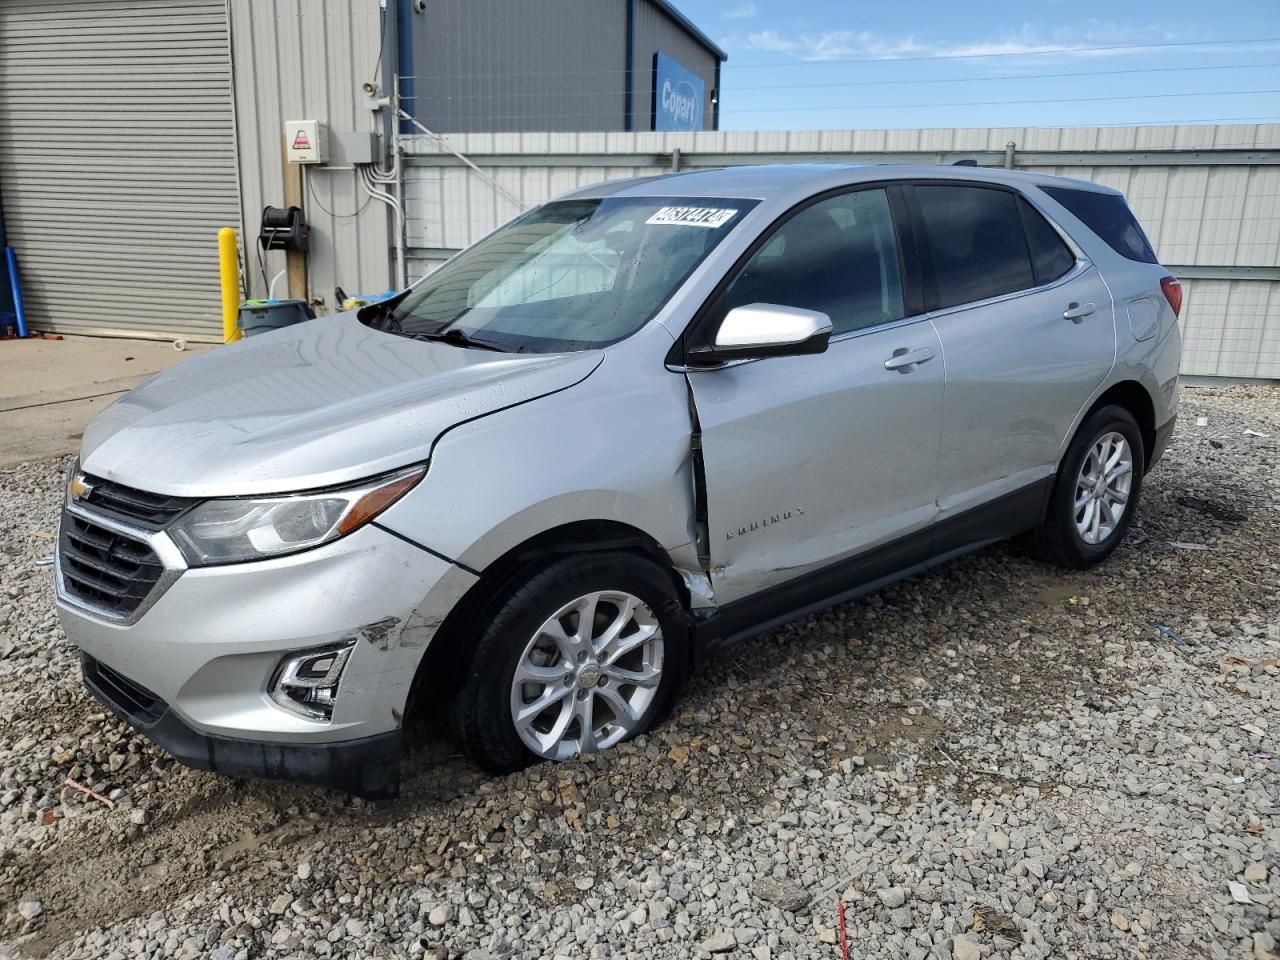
[55,165,1181,797]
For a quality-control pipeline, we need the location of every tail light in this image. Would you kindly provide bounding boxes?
[1160,276,1182,317]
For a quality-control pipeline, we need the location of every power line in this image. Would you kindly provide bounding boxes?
[405,63,1280,103]
[390,90,1280,125]
[725,37,1280,70]
[732,62,1280,93]
[727,89,1280,116]
[397,36,1280,83]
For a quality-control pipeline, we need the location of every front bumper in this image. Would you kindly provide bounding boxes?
[82,654,401,798]
[56,513,478,794]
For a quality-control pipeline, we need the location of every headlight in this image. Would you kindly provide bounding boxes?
[170,466,424,566]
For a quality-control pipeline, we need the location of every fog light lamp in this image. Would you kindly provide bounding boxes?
[269,641,355,721]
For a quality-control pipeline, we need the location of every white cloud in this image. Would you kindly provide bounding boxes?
[724,1,757,18]
[735,23,1237,63]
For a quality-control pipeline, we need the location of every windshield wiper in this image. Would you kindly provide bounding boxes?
[411,328,506,352]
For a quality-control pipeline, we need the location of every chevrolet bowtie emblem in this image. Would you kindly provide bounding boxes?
[70,473,94,503]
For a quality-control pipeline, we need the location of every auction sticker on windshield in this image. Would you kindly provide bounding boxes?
[645,206,738,228]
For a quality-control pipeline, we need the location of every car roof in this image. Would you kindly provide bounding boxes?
[557,163,1121,202]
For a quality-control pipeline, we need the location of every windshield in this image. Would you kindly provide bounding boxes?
[366,196,757,352]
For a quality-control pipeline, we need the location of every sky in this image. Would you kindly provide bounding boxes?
[673,0,1280,131]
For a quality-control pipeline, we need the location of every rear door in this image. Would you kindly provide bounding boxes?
[686,186,944,605]
[911,182,1115,517]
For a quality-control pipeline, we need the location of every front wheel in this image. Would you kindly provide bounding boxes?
[447,552,688,772]
[1029,404,1146,568]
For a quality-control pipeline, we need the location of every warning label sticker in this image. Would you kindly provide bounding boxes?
[292,130,311,150]
[645,206,738,228]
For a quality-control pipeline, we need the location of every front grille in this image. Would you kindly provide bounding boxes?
[80,474,194,529]
[59,513,164,616]
[82,655,165,725]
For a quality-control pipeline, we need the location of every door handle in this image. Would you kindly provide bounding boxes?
[883,347,934,372]
[1063,301,1096,323]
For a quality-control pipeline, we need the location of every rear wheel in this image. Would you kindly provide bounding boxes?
[1029,404,1145,568]
[447,552,688,772]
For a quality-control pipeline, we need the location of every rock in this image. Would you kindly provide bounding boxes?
[345,917,368,937]
[953,935,982,960]
[1244,863,1268,884]
[750,877,809,912]
[877,886,908,909]
[18,901,42,920]
[701,931,737,953]
[428,904,454,927]
[297,862,312,880]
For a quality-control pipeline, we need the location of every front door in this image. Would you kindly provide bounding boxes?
[685,186,945,605]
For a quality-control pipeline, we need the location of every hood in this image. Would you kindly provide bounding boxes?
[80,313,603,497]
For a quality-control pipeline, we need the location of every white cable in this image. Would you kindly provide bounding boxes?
[267,268,286,301]
[396,108,524,210]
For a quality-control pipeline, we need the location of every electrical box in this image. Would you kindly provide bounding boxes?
[285,120,328,164]
[331,131,379,165]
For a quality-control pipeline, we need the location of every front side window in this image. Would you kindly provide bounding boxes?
[916,184,1035,309]
[368,197,756,352]
[721,188,905,336]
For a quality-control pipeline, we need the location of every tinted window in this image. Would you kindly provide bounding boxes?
[723,188,904,336]
[1018,197,1075,286]
[1042,186,1158,264]
[916,185,1034,309]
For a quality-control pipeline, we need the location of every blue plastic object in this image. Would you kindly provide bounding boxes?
[1,246,28,337]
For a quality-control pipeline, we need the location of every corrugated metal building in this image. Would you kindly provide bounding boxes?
[0,2,1275,381]
[0,0,241,340]
[0,0,722,340]
[402,0,725,134]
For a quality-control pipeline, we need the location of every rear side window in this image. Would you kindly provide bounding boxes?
[915,185,1034,308]
[1041,186,1158,263]
[1017,197,1076,286]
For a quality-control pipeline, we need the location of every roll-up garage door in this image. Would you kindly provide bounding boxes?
[0,0,240,340]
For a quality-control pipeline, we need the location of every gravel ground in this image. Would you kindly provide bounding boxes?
[1,385,1277,960]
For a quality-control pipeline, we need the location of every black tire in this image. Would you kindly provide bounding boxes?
[447,552,689,772]
[1028,404,1146,569]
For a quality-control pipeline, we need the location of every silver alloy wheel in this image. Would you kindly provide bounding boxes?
[509,590,664,760]
[1073,430,1134,545]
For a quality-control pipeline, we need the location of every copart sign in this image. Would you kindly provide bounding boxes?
[653,51,705,132]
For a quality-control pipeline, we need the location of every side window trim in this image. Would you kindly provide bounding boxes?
[903,179,1089,315]
[677,180,922,356]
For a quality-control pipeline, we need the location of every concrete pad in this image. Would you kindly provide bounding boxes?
[0,335,210,468]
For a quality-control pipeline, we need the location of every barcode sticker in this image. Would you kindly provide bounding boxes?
[645,206,738,228]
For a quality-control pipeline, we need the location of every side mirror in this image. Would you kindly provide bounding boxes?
[689,303,833,363]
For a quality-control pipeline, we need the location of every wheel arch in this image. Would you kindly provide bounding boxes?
[406,519,691,723]
[1081,379,1157,467]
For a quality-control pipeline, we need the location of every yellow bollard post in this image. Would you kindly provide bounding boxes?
[218,227,241,343]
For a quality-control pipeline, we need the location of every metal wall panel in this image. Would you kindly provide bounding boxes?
[410,0,628,133]
[0,0,241,339]
[228,0,390,309]
[401,123,1280,379]
[631,0,719,132]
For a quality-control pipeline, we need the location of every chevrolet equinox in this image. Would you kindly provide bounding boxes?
[55,165,1181,797]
